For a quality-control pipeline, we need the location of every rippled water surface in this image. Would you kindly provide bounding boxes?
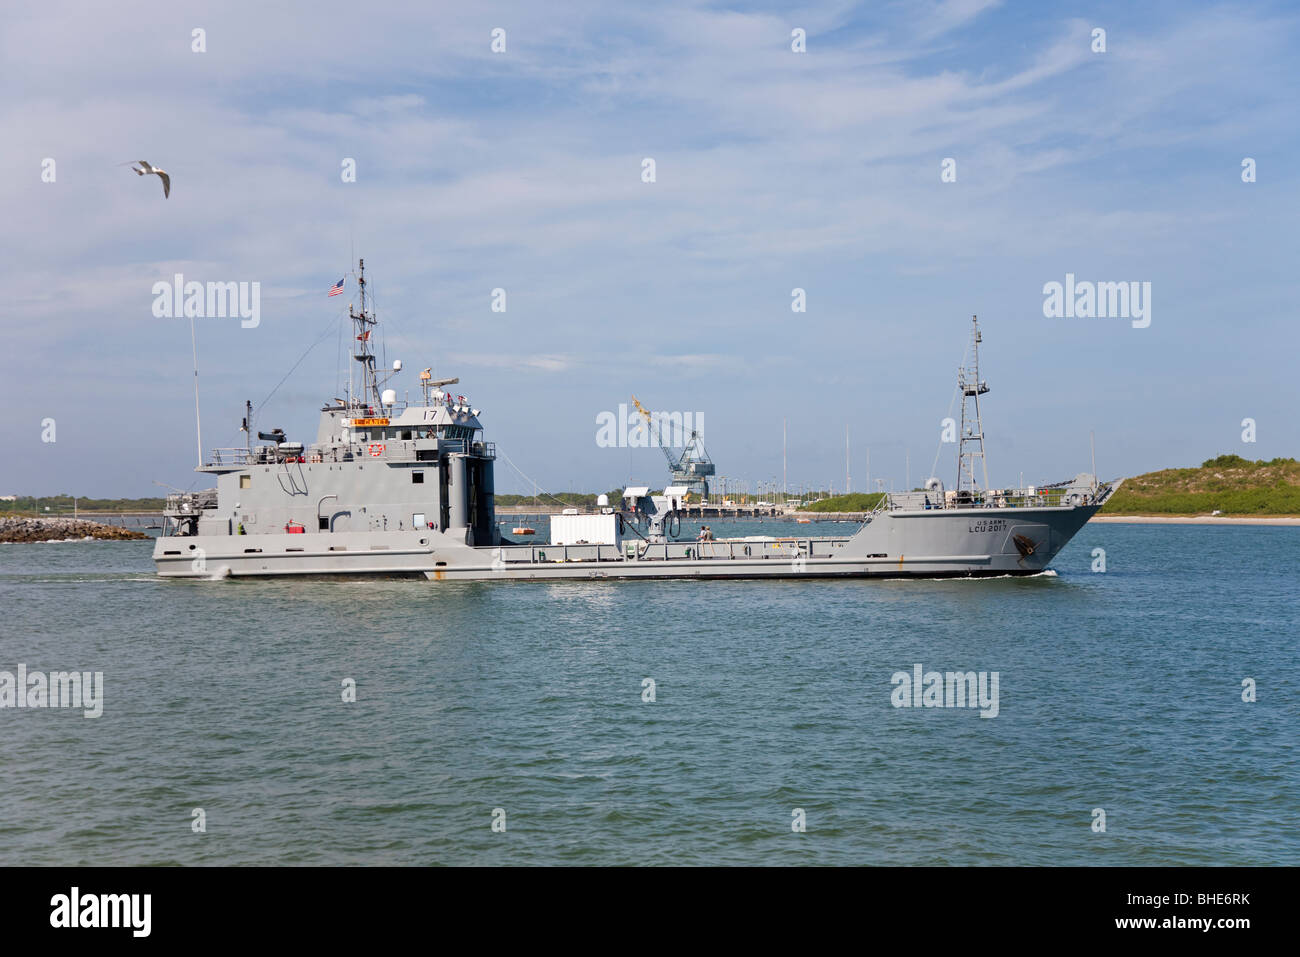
[1,521,1295,865]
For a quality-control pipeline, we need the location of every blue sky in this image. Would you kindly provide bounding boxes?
[3,0,1297,497]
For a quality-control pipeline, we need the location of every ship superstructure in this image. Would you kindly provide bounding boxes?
[155,271,1116,581]
[160,260,497,556]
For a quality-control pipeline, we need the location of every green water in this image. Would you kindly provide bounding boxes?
[0,521,1295,865]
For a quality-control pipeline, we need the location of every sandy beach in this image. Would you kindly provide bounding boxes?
[1093,515,1300,526]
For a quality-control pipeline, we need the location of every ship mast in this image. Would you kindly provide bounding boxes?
[349,258,380,410]
[956,315,990,493]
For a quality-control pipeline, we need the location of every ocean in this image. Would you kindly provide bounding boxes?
[1,521,1295,865]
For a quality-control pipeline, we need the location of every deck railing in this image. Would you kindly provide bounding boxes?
[880,484,1105,512]
[164,489,218,514]
[493,536,852,565]
[203,438,497,468]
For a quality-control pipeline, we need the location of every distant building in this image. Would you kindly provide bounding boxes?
[0,495,16,502]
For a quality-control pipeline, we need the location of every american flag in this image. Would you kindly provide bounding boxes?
[327,277,345,297]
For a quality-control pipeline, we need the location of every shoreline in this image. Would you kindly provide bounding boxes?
[1091,515,1300,526]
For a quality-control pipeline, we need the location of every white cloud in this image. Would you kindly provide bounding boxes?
[2,1,1297,493]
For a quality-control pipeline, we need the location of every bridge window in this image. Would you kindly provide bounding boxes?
[412,471,424,484]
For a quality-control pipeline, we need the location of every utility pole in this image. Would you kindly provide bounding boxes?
[845,425,851,494]
[782,417,787,503]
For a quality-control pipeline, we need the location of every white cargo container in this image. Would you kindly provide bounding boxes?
[550,513,624,546]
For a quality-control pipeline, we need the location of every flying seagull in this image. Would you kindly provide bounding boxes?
[131,160,170,199]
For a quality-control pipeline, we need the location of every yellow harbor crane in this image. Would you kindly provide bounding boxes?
[630,395,716,501]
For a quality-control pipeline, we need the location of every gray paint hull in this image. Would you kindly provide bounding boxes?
[153,504,1099,581]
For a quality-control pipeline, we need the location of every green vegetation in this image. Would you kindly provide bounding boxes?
[1,495,166,515]
[14,457,1297,517]
[1102,456,1300,516]
[798,492,886,513]
[495,490,625,508]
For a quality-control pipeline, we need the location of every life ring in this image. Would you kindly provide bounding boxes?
[368,444,385,457]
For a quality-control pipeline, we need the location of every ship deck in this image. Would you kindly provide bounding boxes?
[492,535,857,567]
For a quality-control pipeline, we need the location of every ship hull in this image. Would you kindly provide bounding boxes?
[152,504,1100,581]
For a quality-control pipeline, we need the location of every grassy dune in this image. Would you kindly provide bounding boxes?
[798,455,1300,517]
[1103,455,1300,516]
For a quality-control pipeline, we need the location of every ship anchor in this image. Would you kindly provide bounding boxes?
[1013,534,1038,561]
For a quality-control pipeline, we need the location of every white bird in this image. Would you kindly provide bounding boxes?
[131,160,170,199]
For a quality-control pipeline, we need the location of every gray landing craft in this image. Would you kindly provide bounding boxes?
[154,261,1118,580]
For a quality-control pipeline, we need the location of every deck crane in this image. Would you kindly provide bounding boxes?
[631,395,716,502]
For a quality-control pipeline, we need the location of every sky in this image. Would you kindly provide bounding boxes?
[2,0,1296,498]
